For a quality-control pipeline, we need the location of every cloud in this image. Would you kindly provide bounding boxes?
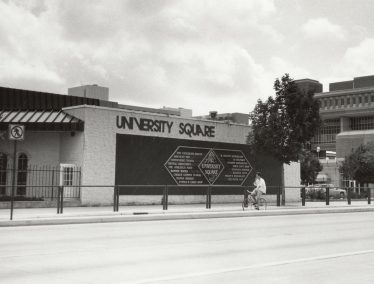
[269,57,311,80]
[0,0,284,115]
[332,38,374,79]
[301,18,346,40]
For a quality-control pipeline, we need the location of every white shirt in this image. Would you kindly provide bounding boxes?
[254,177,266,194]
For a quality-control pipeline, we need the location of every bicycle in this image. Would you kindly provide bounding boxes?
[242,191,267,211]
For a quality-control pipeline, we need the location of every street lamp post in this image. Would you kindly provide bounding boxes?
[317,146,320,160]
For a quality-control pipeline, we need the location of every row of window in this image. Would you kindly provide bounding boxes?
[311,119,340,147]
[320,93,374,108]
[0,153,28,195]
[311,116,374,151]
[350,116,374,130]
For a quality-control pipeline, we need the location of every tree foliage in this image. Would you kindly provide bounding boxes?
[299,149,322,185]
[340,142,374,183]
[249,74,321,164]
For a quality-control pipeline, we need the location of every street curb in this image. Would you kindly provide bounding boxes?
[1,206,374,227]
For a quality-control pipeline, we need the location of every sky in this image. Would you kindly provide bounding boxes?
[1,0,374,116]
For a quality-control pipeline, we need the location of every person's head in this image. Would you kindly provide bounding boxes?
[256,172,262,178]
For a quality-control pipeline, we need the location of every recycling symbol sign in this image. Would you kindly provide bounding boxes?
[164,146,252,185]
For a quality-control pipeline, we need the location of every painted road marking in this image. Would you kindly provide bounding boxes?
[130,249,374,283]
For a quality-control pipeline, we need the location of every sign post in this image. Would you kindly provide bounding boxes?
[9,124,25,220]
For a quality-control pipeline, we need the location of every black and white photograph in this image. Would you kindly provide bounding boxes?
[1,0,374,283]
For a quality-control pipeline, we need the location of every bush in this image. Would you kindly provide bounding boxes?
[306,188,325,200]
[349,191,368,199]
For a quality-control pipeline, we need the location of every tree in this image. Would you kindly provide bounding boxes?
[340,142,374,183]
[299,149,322,185]
[249,74,321,202]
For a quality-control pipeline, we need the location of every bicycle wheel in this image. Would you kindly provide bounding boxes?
[258,197,267,210]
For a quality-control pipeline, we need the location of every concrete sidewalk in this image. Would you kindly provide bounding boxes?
[1,201,374,227]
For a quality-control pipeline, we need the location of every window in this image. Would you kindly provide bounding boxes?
[350,116,374,130]
[0,153,7,195]
[335,98,338,106]
[365,95,369,103]
[372,95,374,103]
[59,164,76,187]
[352,97,356,104]
[359,96,362,104]
[17,153,28,195]
[311,119,340,146]
[63,167,73,186]
[341,98,344,106]
[347,97,351,105]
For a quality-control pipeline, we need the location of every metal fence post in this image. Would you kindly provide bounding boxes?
[51,169,55,200]
[10,141,17,221]
[277,186,281,207]
[301,187,306,206]
[163,185,168,210]
[347,187,351,205]
[326,187,330,206]
[113,186,118,212]
[368,188,371,205]
[60,186,64,214]
[244,188,248,200]
[57,186,63,214]
[165,185,168,210]
[208,186,212,209]
[57,186,60,214]
[116,186,120,212]
[206,186,209,209]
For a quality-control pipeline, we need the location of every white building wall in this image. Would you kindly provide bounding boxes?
[60,132,84,166]
[284,162,301,202]
[0,132,61,196]
[0,132,60,166]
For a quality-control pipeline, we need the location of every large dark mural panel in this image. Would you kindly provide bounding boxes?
[115,134,282,194]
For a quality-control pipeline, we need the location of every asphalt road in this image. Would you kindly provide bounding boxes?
[1,212,374,284]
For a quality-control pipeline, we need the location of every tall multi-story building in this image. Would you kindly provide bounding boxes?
[310,75,374,186]
[312,75,374,156]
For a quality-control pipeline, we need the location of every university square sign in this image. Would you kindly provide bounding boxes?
[199,150,224,184]
[164,146,252,185]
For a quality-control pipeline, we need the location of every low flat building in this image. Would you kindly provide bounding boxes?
[1,85,296,206]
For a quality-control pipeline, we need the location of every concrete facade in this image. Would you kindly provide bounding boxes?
[1,85,302,206]
[62,105,252,205]
[1,132,61,167]
[311,75,374,186]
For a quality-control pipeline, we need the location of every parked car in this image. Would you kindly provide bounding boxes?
[309,184,346,199]
[305,183,347,199]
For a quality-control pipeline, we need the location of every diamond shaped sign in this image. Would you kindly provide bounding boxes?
[164,146,209,185]
[213,149,252,185]
[198,150,224,184]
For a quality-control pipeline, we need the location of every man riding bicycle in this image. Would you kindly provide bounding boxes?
[249,172,266,210]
